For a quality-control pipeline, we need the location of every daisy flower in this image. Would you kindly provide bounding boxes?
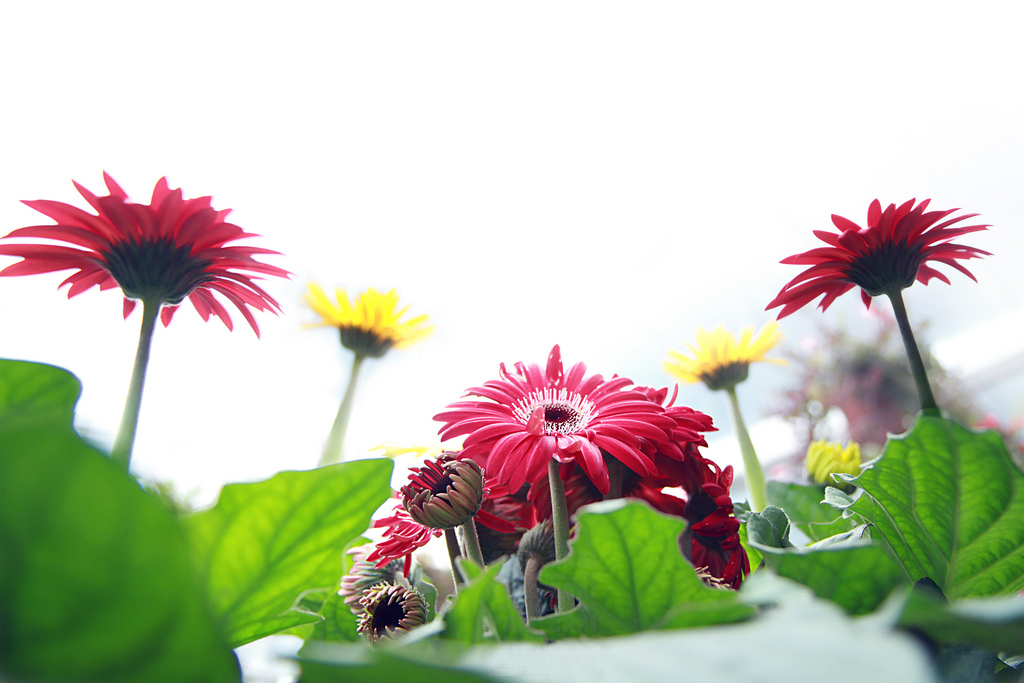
[0,174,288,467]
[664,323,784,392]
[766,198,988,319]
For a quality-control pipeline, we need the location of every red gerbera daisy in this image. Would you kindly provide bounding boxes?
[0,172,288,335]
[766,198,989,319]
[433,345,675,495]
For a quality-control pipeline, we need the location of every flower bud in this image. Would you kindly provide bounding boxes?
[805,439,862,486]
[400,453,484,530]
[356,583,427,642]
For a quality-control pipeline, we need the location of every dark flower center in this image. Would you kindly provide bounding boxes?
[339,327,395,358]
[101,237,212,305]
[369,599,406,635]
[844,239,924,296]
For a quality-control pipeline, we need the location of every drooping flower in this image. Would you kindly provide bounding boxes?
[356,583,427,642]
[367,504,443,577]
[305,282,432,358]
[0,173,288,335]
[433,345,676,495]
[664,323,784,392]
[805,439,862,486]
[767,198,989,319]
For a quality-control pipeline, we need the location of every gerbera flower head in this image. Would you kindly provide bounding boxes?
[305,282,432,358]
[664,323,784,392]
[767,198,990,319]
[433,345,675,496]
[0,173,289,335]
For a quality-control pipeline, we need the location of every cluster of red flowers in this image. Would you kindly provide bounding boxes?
[369,346,750,590]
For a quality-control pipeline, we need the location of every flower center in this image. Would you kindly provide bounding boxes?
[514,389,595,435]
[843,239,924,296]
[101,237,213,305]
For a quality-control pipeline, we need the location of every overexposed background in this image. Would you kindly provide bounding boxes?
[2,2,1023,509]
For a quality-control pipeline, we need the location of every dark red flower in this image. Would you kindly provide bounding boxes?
[0,173,288,335]
[433,345,675,495]
[767,198,989,319]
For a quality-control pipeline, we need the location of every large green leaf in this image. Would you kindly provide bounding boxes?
[439,561,543,644]
[0,360,239,682]
[839,416,1024,599]
[186,458,393,647]
[296,574,935,683]
[531,500,755,639]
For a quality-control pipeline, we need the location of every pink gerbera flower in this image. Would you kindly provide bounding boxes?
[767,198,989,319]
[433,345,675,495]
[0,172,288,335]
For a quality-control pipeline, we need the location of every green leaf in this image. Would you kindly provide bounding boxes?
[0,358,81,427]
[531,500,755,639]
[745,505,794,549]
[899,587,1024,656]
[308,590,361,643]
[749,504,907,615]
[841,416,1024,599]
[0,360,239,683]
[765,480,858,541]
[186,458,394,647]
[439,561,544,644]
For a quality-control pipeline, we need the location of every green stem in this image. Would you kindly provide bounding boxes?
[547,458,574,612]
[461,518,486,568]
[522,555,543,625]
[444,528,464,592]
[320,353,365,466]
[110,300,160,469]
[886,289,940,416]
[725,385,766,512]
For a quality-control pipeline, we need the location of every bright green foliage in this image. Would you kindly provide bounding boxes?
[765,481,858,541]
[440,561,544,644]
[186,458,393,647]
[747,507,907,615]
[531,500,755,639]
[838,416,1024,599]
[0,360,239,683]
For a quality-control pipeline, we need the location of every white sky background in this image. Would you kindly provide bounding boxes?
[1,2,1023,506]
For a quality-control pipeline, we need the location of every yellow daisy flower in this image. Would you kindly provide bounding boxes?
[305,282,433,358]
[664,322,784,391]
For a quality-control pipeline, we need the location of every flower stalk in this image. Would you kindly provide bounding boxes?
[548,458,574,612]
[321,353,365,466]
[460,518,486,568]
[444,528,465,591]
[110,300,160,468]
[886,289,940,416]
[725,385,766,512]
